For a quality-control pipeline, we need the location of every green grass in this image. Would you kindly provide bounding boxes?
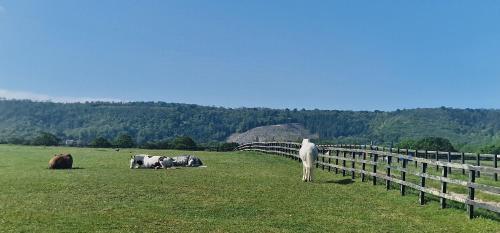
[0,145,499,233]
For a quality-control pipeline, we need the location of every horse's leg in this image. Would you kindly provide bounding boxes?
[304,165,308,182]
[304,167,307,182]
[308,167,312,182]
[308,163,313,182]
[306,167,310,182]
[305,167,309,182]
[302,165,306,181]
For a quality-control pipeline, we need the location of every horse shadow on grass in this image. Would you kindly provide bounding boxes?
[46,167,85,170]
[319,179,355,185]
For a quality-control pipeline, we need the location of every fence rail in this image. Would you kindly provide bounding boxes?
[236,142,500,219]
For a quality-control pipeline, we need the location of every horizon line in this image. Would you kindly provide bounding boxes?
[1,97,499,112]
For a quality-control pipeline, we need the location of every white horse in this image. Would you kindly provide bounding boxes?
[130,154,172,169]
[299,139,318,182]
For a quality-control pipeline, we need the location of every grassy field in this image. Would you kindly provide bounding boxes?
[0,145,499,232]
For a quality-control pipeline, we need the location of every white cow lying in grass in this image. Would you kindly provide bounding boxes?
[299,139,318,182]
[130,154,203,169]
[172,155,203,167]
[160,157,174,168]
[130,154,172,169]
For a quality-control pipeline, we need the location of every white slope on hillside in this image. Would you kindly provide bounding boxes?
[227,123,319,144]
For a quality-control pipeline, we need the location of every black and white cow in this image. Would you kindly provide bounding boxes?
[130,154,203,169]
[130,154,173,169]
[172,155,203,167]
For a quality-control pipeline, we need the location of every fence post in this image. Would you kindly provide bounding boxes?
[396,147,400,163]
[295,145,302,163]
[386,148,392,190]
[420,163,427,205]
[476,153,481,178]
[276,142,279,156]
[373,152,378,185]
[277,142,280,156]
[327,150,331,172]
[286,143,289,158]
[400,157,407,196]
[468,169,476,219]
[342,150,347,177]
[335,150,339,174]
[316,145,319,168]
[440,166,448,209]
[351,151,356,180]
[414,150,418,167]
[447,151,452,174]
[494,154,498,181]
[362,149,367,182]
[322,151,325,170]
[462,152,465,175]
[436,151,439,171]
[397,148,401,164]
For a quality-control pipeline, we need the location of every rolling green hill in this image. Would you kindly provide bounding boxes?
[0,100,499,150]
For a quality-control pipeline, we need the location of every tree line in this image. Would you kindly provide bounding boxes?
[5,131,500,155]
[1,100,500,152]
[1,131,240,152]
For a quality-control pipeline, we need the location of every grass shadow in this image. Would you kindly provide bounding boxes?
[318,169,500,221]
[321,179,355,185]
[372,177,500,222]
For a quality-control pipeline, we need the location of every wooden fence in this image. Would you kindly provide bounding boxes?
[236,142,500,219]
[329,144,499,180]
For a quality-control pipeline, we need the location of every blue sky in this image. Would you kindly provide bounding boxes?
[0,1,499,110]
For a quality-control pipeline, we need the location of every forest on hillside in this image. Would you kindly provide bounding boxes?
[0,100,499,151]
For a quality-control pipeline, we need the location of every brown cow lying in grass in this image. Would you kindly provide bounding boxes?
[48,154,73,169]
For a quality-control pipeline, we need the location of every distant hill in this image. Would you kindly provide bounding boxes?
[227,123,319,144]
[0,100,499,151]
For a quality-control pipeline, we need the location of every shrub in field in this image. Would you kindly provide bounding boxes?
[397,137,456,152]
[397,139,418,150]
[7,137,31,145]
[140,139,172,149]
[218,142,239,151]
[32,132,60,146]
[114,134,135,148]
[479,144,500,154]
[89,137,112,148]
[416,137,456,151]
[172,136,197,150]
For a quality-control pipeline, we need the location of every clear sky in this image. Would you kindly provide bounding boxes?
[0,1,499,110]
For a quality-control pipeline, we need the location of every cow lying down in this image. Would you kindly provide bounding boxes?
[171,155,203,167]
[130,154,203,169]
